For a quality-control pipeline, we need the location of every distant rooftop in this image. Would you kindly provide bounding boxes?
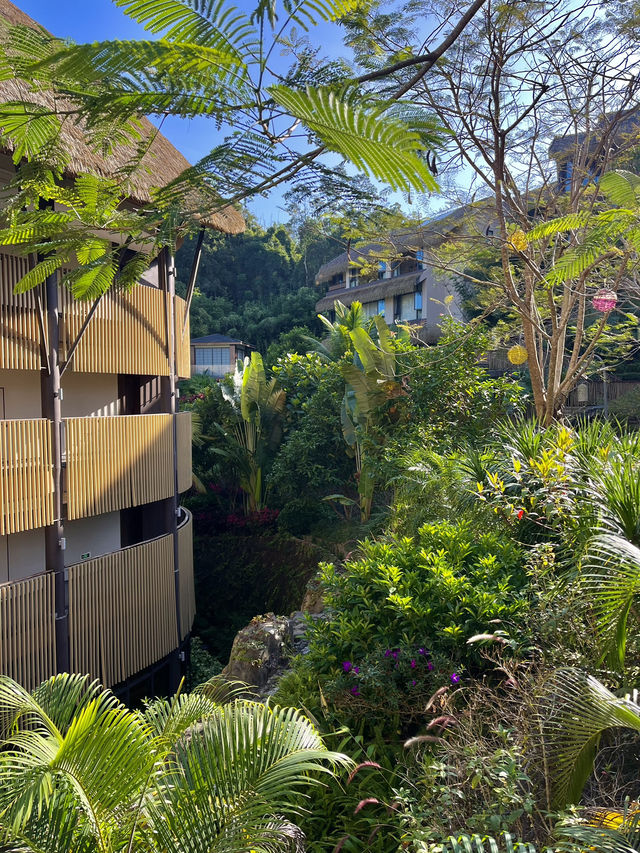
[191,334,250,346]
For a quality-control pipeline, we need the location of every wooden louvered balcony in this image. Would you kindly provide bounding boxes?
[0,419,55,535]
[65,412,193,520]
[0,253,190,378]
[0,413,192,534]
[0,510,195,690]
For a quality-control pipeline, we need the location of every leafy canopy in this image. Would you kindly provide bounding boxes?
[0,0,443,295]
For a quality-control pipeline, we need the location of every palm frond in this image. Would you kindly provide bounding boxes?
[145,700,351,853]
[444,833,537,853]
[270,85,439,193]
[581,533,640,671]
[539,668,640,809]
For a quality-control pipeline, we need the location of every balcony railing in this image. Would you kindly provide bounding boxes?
[0,572,56,691]
[67,533,178,687]
[65,414,175,519]
[0,413,193,534]
[178,510,195,641]
[176,411,193,495]
[0,510,194,691]
[0,253,190,378]
[0,419,54,535]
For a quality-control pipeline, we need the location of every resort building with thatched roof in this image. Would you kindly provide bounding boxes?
[0,0,244,700]
[315,207,468,342]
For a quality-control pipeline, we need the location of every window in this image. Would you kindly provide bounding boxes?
[414,290,422,319]
[363,301,378,318]
[348,270,359,288]
[195,347,231,366]
[559,159,573,193]
[378,261,387,279]
[391,261,401,278]
[416,249,424,270]
[400,293,414,319]
[377,299,385,317]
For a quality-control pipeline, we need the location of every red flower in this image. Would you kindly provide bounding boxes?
[517,509,524,520]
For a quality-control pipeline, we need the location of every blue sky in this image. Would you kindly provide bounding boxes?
[16,0,355,225]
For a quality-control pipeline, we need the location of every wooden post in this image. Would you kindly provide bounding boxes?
[41,272,69,674]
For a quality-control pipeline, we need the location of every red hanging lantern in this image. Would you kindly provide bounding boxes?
[592,289,617,313]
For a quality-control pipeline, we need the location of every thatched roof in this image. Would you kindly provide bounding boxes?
[316,272,421,312]
[315,205,468,284]
[548,108,640,160]
[0,0,244,235]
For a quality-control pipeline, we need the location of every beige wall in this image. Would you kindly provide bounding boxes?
[62,372,119,417]
[0,529,45,583]
[0,370,42,419]
[64,512,121,566]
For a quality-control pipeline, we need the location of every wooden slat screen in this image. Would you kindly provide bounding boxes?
[68,535,177,687]
[0,572,56,691]
[65,414,174,520]
[0,419,54,534]
[178,511,195,640]
[0,253,43,371]
[60,285,171,376]
[175,296,191,379]
[176,411,192,494]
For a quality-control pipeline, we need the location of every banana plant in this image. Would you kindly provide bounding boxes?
[339,315,406,521]
[215,352,285,512]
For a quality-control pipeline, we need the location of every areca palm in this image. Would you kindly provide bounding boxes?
[0,672,349,852]
[0,0,456,296]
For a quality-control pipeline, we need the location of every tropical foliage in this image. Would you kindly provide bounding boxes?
[0,0,447,296]
[0,672,348,853]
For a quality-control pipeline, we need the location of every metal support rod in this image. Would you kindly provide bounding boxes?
[182,228,205,339]
[60,293,103,377]
[163,248,183,651]
[41,271,69,674]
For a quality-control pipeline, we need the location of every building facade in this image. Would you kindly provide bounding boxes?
[315,212,467,341]
[0,0,245,700]
[191,333,252,377]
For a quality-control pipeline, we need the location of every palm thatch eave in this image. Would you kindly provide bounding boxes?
[0,0,245,236]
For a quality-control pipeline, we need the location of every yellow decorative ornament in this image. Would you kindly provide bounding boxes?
[507,344,528,365]
[510,229,528,252]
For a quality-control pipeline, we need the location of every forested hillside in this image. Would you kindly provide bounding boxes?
[175,214,339,352]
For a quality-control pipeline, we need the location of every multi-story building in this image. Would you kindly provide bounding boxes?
[0,0,244,701]
[315,210,467,341]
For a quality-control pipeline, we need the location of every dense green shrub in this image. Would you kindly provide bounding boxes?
[277,520,527,733]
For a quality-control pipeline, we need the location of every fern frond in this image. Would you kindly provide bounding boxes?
[270,84,439,192]
[600,170,640,209]
[115,0,254,54]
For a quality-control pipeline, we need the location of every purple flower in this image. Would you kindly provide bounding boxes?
[391,650,399,660]
[427,662,434,671]
[450,672,460,684]
[417,647,427,656]
[384,649,392,658]
[342,661,352,673]
[350,685,361,697]
[353,666,360,674]
[411,679,416,686]
[410,659,417,669]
